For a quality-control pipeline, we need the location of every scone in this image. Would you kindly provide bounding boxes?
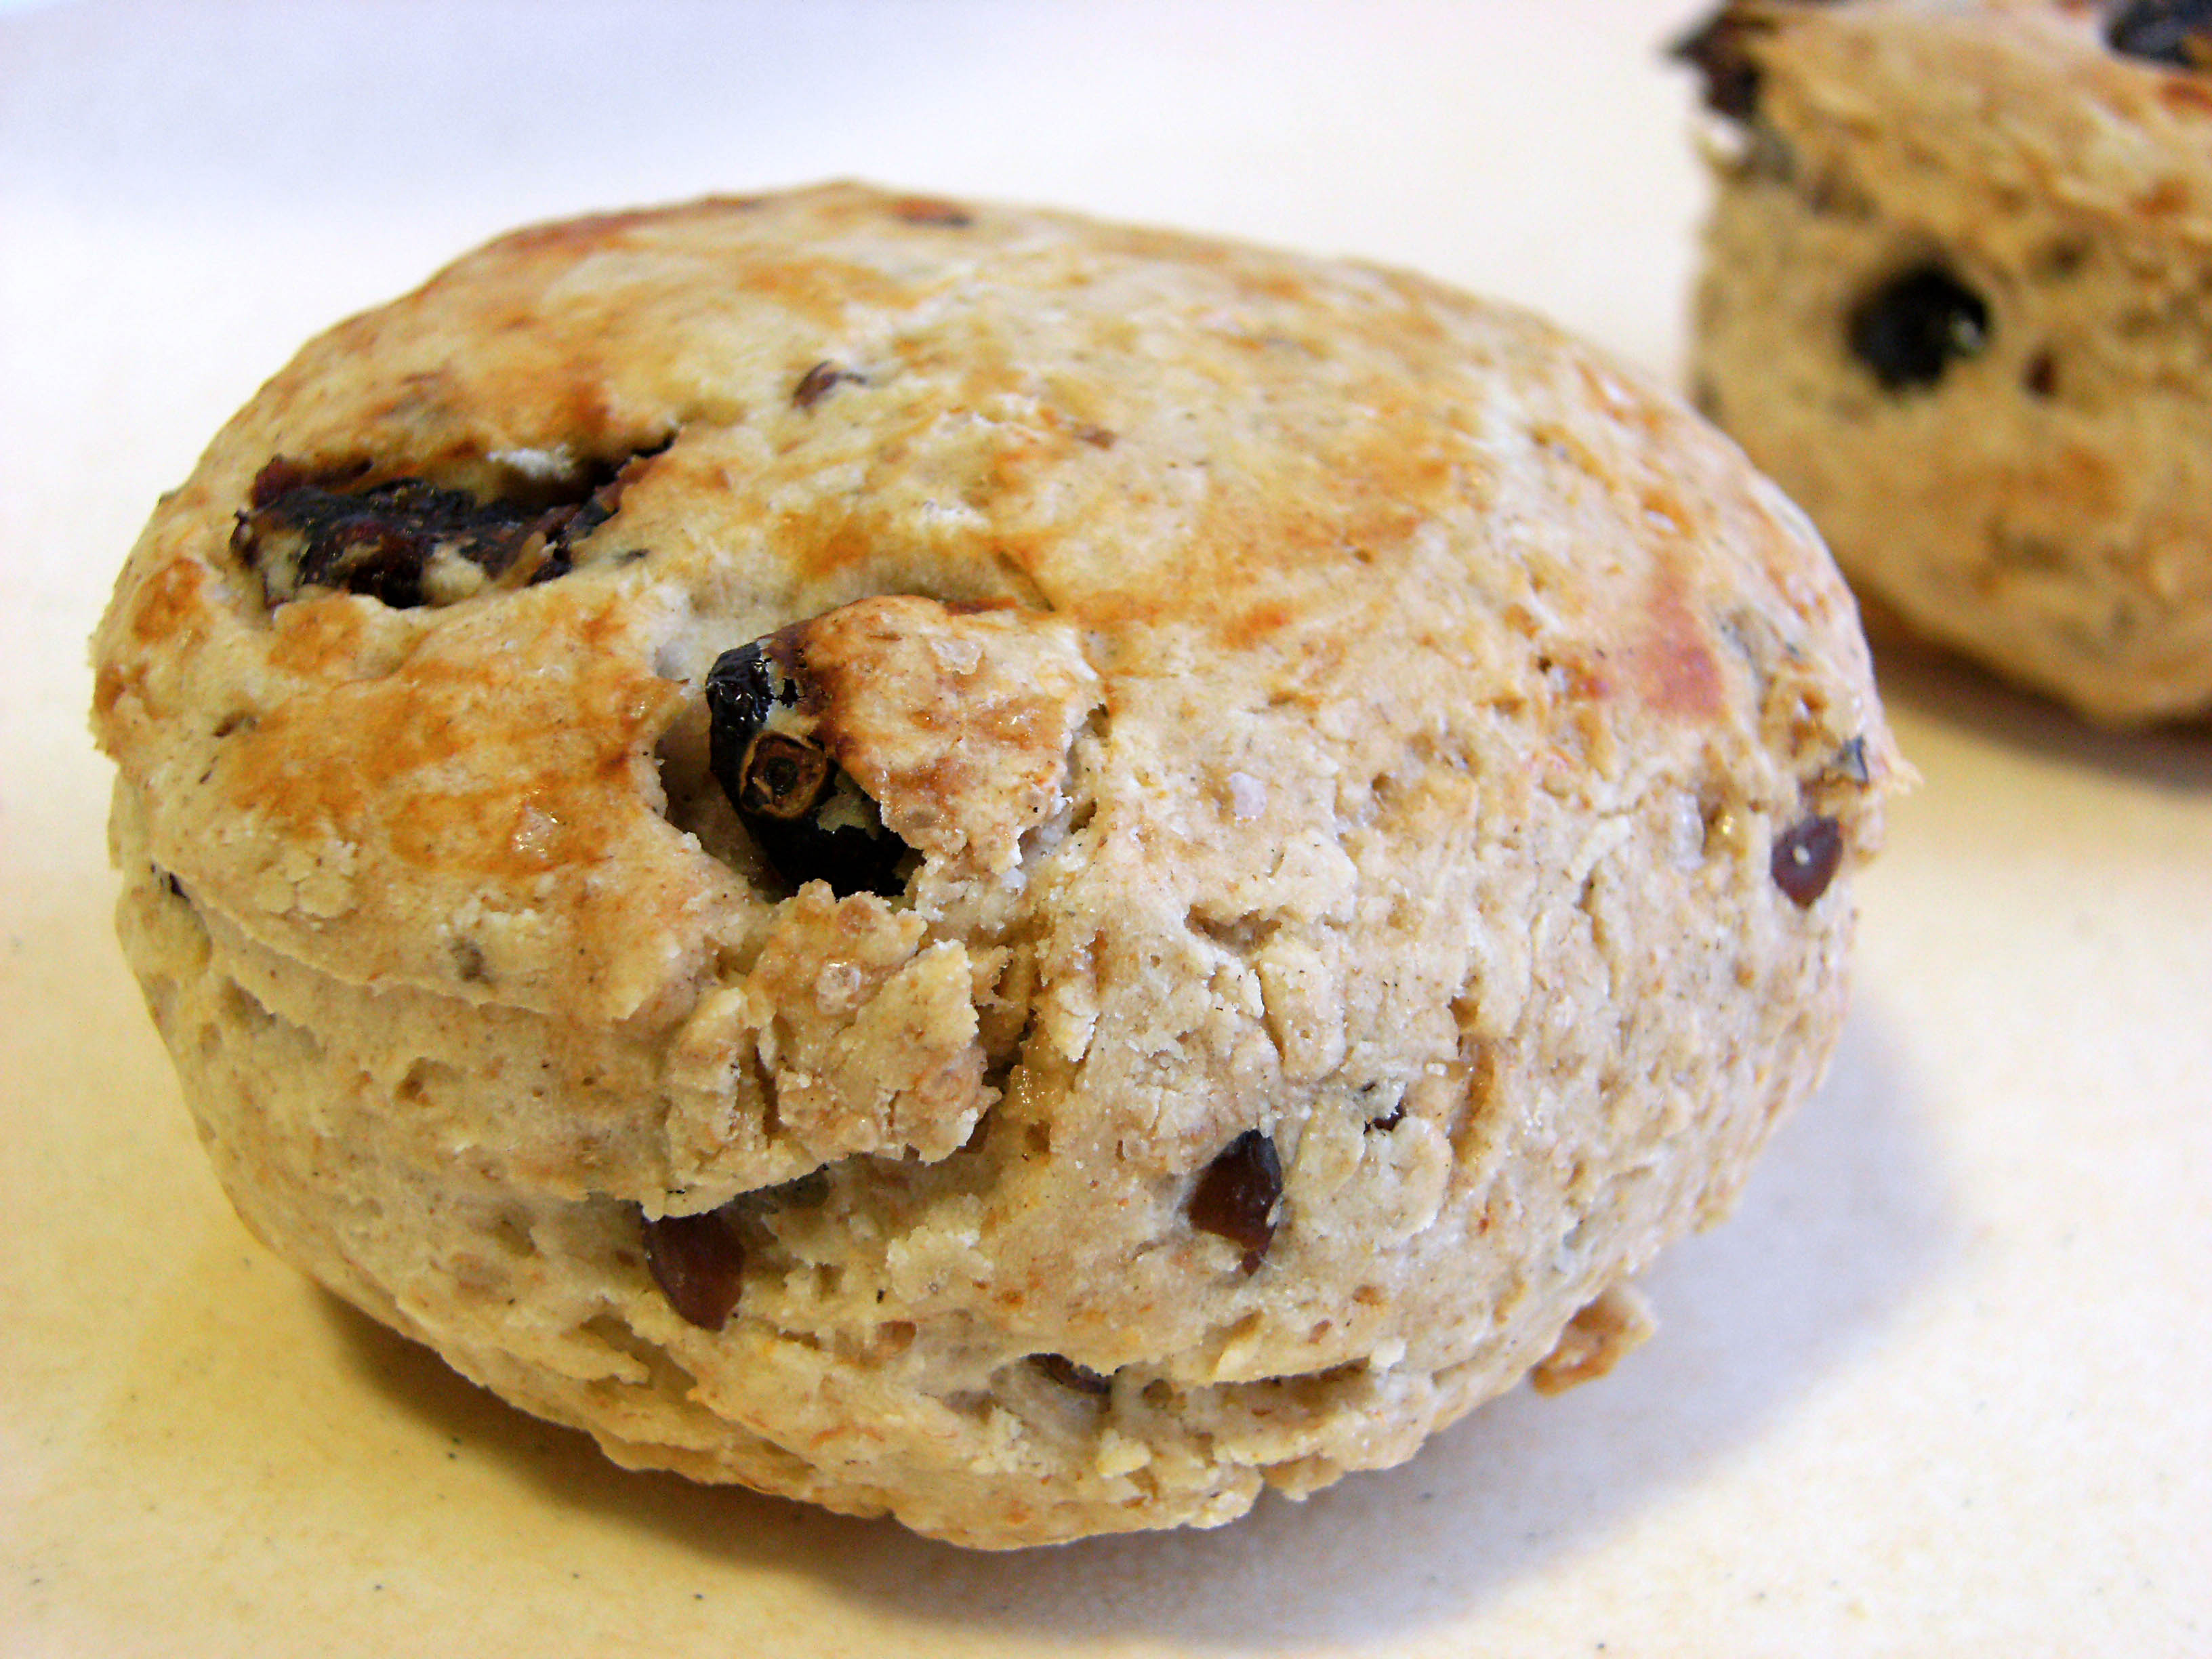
[93,184,1901,1549]
[1681,0,2212,723]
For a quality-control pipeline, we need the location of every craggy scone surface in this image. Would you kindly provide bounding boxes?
[94,184,1900,1548]
[1684,0,2212,722]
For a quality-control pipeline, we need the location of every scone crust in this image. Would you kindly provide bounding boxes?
[97,184,1898,1547]
[1687,0,2212,722]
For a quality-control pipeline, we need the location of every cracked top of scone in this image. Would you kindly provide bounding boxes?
[92,182,1899,1212]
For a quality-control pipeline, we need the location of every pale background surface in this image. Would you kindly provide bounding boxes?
[3,3,2207,1654]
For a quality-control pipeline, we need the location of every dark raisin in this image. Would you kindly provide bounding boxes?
[1033,1353,1112,1397]
[2107,0,2212,66]
[1188,1129,1284,1275]
[449,938,489,983]
[1670,5,1771,120]
[704,640,911,898]
[1357,1082,1406,1133]
[1771,815,1844,907]
[640,1207,746,1331]
[233,445,663,609]
[1847,264,1990,390]
[792,361,861,410]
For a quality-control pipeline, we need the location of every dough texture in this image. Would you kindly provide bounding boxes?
[95,184,1900,1547]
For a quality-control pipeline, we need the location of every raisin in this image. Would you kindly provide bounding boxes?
[1847,264,1990,390]
[704,640,910,897]
[1033,1353,1112,1397]
[737,733,836,823]
[1188,1129,1284,1275]
[792,361,861,410]
[233,446,660,609]
[2107,0,2212,66]
[1771,815,1844,907]
[640,1207,746,1330]
[1670,5,1771,120]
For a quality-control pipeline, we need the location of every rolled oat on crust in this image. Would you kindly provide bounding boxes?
[94,183,1902,1549]
[1681,0,2212,724]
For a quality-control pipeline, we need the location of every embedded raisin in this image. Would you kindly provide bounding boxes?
[2107,0,2212,66]
[1771,815,1844,907]
[1033,1353,1112,1396]
[640,1208,746,1330]
[1189,1129,1283,1274]
[704,639,910,897]
[1847,264,1990,390]
[792,361,861,409]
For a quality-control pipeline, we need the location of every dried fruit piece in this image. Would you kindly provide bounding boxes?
[792,361,862,409]
[640,1207,746,1330]
[1033,1353,1112,1396]
[1771,814,1844,907]
[2106,0,2212,67]
[1847,264,1990,390]
[233,447,658,609]
[703,638,911,897]
[1188,1129,1284,1274]
[1671,4,1773,120]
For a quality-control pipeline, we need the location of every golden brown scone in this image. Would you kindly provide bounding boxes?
[1682,0,2212,724]
[94,184,1901,1549]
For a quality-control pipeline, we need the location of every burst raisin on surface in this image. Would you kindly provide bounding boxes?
[2106,0,2212,66]
[703,639,911,897]
[1847,264,1990,390]
[1771,814,1845,907]
[1188,1129,1284,1275]
[232,448,657,609]
[640,1207,747,1330]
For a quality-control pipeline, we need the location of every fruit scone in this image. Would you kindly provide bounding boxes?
[1681,0,2212,723]
[93,183,1902,1549]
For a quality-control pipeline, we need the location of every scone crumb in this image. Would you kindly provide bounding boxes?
[1094,1429,1153,1479]
[1529,1282,1657,1395]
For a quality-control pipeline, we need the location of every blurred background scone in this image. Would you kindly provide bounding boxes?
[92,184,1902,1549]
[1682,0,2212,723]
